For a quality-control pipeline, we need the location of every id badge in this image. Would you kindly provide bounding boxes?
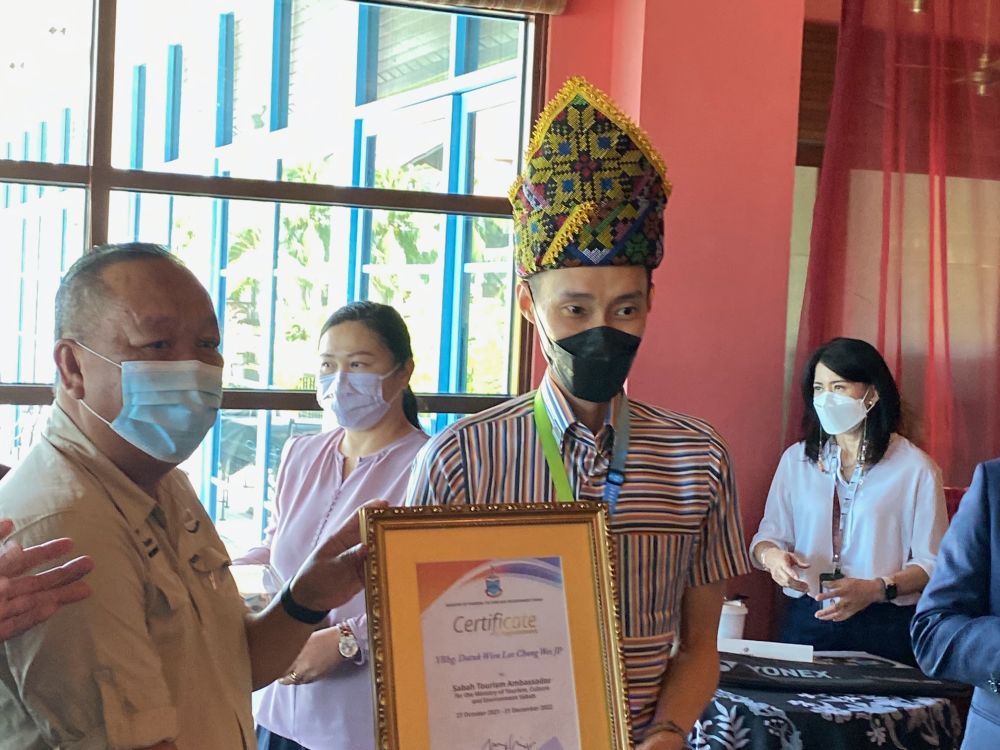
[819,569,844,610]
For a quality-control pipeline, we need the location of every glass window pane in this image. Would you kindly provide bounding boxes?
[110,0,525,195]
[0,405,51,467]
[474,17,520,71]
[464,217,515,394]
[368,100,450,194]
[0,1,92,165]
[362,209,515,395]
[470,99,520,196]
[363,208,445,393]
[185,407,324,557]
[373,6,451,100]
[0,184,86,384]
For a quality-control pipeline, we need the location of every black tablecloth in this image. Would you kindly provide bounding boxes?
[690,688,963,750]
[687,652,967,749]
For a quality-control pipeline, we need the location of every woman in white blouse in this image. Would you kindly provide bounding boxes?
[751,337,947,665]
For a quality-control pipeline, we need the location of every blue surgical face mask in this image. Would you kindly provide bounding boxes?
[73,342,224,463]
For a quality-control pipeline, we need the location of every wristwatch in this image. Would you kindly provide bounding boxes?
[881,576,898,602]
[338,622,360,659]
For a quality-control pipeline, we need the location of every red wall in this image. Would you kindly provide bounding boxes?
[805,0,842,23]
[545,1,805,638]
[545,0,614,92]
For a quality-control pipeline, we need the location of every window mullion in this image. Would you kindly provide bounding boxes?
[0,384,509,415]
[0,161,91,187]
[96,168,511,216]
[87,0,118,248]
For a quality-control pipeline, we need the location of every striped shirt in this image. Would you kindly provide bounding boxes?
[406,372,751,735]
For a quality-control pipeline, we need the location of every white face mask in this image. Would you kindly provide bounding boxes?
[813,390,874,435]
[316,366,400,431]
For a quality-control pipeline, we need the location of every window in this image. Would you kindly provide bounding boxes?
[0,0,538,555]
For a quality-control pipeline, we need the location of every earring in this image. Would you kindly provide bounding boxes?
[859,418,870,466]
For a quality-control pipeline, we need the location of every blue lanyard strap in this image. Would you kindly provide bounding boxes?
[532,389,630,513]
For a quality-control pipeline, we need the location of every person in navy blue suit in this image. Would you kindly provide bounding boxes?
[912,460,1000,748]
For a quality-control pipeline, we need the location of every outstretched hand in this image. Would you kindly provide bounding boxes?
[0,519,94,641]
[761,548,810,594]
[288,500,387,613]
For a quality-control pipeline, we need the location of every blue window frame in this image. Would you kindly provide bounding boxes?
[270,0,292,131]
[216,13,236,147]
[164,45,183,162]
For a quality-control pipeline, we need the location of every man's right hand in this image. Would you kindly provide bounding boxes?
[761,547,810,594]
[0,519,94,641]
[288,501,388,613]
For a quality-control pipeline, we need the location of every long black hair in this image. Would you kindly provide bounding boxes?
[801,337,901,466]
[321,301,422,430]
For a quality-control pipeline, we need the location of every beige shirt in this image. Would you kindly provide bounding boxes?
[0,406,254,750]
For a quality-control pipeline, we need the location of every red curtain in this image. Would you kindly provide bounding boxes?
[796,0,1000,485]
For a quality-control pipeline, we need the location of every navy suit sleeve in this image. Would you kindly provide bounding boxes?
[911,461,1000,686]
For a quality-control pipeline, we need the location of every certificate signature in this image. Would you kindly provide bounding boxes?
[480,736,536,750]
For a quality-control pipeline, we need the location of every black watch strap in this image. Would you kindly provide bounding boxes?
[280,581,330,625]
[881,576,899,602]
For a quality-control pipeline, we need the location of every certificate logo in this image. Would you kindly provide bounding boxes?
[485,568,502,598]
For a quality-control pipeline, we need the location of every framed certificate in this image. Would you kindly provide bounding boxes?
[362,503,632,750]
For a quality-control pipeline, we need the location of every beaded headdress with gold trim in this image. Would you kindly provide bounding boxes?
[510,76,672,278]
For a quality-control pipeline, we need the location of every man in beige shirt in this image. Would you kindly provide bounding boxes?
[0,244,370,750]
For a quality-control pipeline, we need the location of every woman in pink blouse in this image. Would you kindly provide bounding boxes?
[237,301,427,750]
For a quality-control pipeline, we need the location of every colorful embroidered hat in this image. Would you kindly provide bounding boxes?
[510,76,671,278]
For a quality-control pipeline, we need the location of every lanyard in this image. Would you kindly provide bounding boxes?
[533,390,630,513]
[830,460,864,573]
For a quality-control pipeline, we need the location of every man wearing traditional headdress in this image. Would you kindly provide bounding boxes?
[407,77,751,747]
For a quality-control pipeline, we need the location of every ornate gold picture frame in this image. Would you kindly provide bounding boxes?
[362,502,632,750]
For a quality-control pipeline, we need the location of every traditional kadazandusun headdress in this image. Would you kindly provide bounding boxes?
[510,76,671,278]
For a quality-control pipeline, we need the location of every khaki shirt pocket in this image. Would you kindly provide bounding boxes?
[187,545,248,631]
[188,545,232,592]
[146,561,191,645]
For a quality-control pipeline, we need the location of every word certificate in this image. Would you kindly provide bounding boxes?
[417,557,580,750]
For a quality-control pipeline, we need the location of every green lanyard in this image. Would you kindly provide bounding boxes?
[533,389,629,511]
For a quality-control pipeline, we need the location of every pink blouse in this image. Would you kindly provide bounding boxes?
[237,426,427,749]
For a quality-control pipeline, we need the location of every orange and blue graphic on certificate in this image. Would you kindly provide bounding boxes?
[417,557,580,750]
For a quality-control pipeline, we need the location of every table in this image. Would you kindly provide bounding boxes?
[688,651,968,749]
[691,687,963,749]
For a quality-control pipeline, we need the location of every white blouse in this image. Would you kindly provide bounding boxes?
[750,434,947,606]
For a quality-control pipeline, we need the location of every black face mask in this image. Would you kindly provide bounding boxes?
[539,324,642,403]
